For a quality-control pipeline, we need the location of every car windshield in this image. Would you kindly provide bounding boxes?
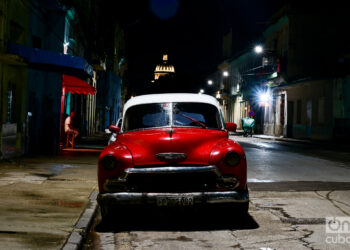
[123,102,222,131]
[123,103,171,131]
[173,103,221,129]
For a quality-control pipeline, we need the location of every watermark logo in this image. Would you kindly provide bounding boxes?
[326,217,350,244]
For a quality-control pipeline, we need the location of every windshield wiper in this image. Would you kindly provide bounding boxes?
[176,112,207,128]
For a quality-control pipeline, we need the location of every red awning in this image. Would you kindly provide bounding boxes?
[62,74,96,95]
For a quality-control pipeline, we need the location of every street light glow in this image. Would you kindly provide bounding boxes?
[208,80,213,85]
[223,71,229,77]
[254,45,263,54]
[256,89,272,106]
[259,93,269,102]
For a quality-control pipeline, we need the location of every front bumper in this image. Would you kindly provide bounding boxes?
[103,165,241,192]
[97,189,249,206]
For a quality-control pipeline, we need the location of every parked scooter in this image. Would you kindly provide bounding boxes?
[241,117,255,137]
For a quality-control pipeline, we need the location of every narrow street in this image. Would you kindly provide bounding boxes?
[83,136,350,250]
[1,1,349,249]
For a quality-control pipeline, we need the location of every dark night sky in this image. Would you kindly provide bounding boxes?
[111,0,287,95]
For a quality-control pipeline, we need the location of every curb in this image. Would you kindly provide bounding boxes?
[62,191,99,250]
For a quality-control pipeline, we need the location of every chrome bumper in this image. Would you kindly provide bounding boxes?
[123,165,221,176]
[98,189,249,206]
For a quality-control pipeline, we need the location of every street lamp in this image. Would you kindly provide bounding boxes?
[223,71,229,77]
[199,89,204,94]
[254,45,263,54]
[207,80,213,85]
[256,88,272,107]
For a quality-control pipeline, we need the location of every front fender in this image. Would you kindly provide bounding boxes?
[209,139,247,190]
[98,142,133,192]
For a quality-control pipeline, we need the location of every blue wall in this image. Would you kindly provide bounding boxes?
[26,1,65,154]
[97,71,122,130]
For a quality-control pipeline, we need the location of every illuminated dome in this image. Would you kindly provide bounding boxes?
[154,54,175,80]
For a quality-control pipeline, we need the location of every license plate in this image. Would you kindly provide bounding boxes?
[157,196,194,206]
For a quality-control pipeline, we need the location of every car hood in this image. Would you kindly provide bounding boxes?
[116,128,228,166]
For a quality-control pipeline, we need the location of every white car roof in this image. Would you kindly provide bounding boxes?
[123,93,220,115]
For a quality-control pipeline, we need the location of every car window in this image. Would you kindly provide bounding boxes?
[173,102,222,129]
[124,103,171,131]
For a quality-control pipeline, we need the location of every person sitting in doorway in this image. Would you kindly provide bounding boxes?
[65,111,79,140]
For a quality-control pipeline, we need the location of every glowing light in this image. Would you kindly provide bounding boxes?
[254,45,263,54]
[256,89,272,107]
[200,89,204,93]
[223,71,229,77]
[63,42,70,54]
[208,80,213,85]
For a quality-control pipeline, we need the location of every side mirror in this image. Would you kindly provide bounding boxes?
[226,122,237,132]
[109,125,121,134]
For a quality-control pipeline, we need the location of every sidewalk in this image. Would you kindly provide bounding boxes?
[0,152,100,250]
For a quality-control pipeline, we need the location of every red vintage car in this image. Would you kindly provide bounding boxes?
[97,93,248,219]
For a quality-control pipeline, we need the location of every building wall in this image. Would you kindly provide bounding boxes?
[286,79,333,140]
[96,71,122,131]
[26,70,62,154]
[261,3,350,141]
[0,0,29,157]
[333,76,350,139]
[263,90,287,136]
[25,1,65,154]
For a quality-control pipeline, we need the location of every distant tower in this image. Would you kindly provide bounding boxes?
[154,54,175,80]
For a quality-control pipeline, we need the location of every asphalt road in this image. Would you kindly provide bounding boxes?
[83,136,350,250]
[234,136,350,191]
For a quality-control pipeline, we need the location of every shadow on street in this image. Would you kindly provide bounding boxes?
[94,205,259,232]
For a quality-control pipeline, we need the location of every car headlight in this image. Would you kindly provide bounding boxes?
[224,151,240,166]
[101,155,117,170]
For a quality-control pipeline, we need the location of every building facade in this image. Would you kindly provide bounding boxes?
[0,0,126,158]
[0,0,30,158]
[262,3,350,140]
[206,2,350,141]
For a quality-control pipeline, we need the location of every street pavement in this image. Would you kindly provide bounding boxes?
[0,152,100,250]
[82,135,350,250]
[1,134,350,249]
